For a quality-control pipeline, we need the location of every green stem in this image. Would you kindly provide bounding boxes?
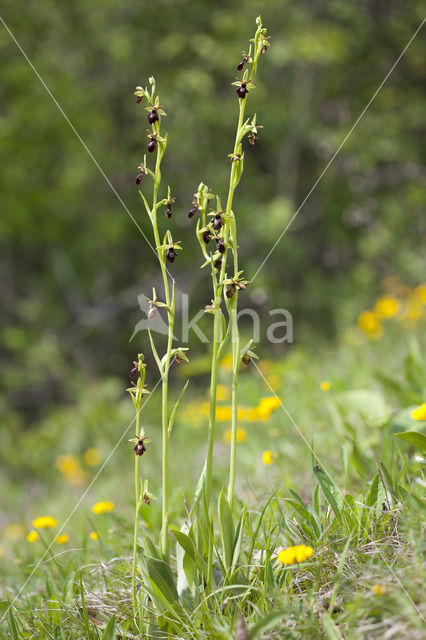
[224,99,245,509]
[132,401,142,626]
[150,146,173,558]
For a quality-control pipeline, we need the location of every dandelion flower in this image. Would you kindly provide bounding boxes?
[262,450,273,465]
[89,531,99,541]
[277,544,313,566]
[320,381,331,392]
[32,516,58,529]
[358,310,383,339]
[83,448,102,466]
[413,284,426,304]
[27,531,39,543]
[91,501,114,515]
[223,428,247,444]
[55,534,69,544]
[375,297,399,318]
[411,403,426,421]
[215,385,230,402]
[220,354,233,371]
[55,454,79,474]
[256,397,281,421]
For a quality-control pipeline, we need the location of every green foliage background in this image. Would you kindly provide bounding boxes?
[0,0,425,418]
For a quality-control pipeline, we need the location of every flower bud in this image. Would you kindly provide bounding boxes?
[147,138,157,153]
[188,205,198,219]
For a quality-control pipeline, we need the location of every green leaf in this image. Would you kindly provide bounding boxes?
[313,466,342,521]
[62,570,76,604]
[321,612,344,640]
[8,610,20,640]
[190,461,206,516]
[101,615,117,640]
[365,474,380,508]
[218,489,235,571]
[139,190,152,217]
[395,431,426,451]
[231,506,247,571]
[170,528,208,575]
[249,610,286,639]
[143,557,179,606]
[168,380,189,436]
[286,499,320,538]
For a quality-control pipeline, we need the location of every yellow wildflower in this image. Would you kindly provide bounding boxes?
[375,296,399,318]
[89,531,99,541]
[357,310,383,339]
[223,428,247,444]
[256,396,281,421]
[413,284,426,304]
[277,544,313,566]
[373,584,384,595]
[83,448,102,467]
[262,450,273,465]
[27,530,39,543]
[55,534,69,544]
[215,385,230,402]
[215,406,233,422]
[320,381,331,392]
[55,454,86,486]
[411,403,426,421]
[55,454,79,474]
[220,354,233,371]
[32,516,58,529]
[91,501,114,515]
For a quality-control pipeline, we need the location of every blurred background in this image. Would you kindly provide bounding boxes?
[0,1,425,520]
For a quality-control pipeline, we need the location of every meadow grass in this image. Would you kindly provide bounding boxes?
[1,302,425,638]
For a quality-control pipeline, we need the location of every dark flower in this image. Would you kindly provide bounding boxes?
[202,230,211,244]
[165,247,176,263]
[216,238,225,254]
[135,172,144,185]
[148,108,159,124]
[147,138,157,153]
[236,83,248,99]
[212,214,223,230]
[188,205,198,219]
